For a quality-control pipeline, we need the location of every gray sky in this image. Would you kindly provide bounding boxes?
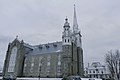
[0,0,120,69]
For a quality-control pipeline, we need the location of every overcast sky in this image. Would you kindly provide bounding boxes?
[0,0,120,70]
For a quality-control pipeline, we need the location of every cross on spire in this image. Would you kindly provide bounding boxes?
[16,35,18,39]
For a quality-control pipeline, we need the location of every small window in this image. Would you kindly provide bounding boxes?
[89,70,91,73]
[53,44,57,47]
[58,55,61,60]
[101,71,103,73]
[24,64,27,67]
[67,46,69,50]
[57,65,61,72]
[58,61,61,65]
[39,46,42,50]
[65,39,66,42]
[31,63,34,67]
[89,75,91,78]
[68,39,69,42]
[46,45,49,48]
[97,70,99,73]
[32,57,34,62]
[47,56,51,61]
[47,62,50,66]
[47,66,50,72]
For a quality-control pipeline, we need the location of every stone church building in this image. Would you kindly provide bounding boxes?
[3,6,84,79]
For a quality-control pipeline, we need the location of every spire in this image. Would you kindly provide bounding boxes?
[73,4,79,33]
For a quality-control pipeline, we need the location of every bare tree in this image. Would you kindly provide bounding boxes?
[105,50,120,80]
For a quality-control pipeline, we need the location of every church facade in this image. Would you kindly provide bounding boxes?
[3,6,84,79]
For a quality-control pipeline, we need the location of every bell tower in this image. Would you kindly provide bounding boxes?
[62,18,71,46]
[62,18,72,77]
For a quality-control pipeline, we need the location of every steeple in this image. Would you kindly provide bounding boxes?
[62,17,71,45]
[72,5,82,48]
[63,17,70,36]
[64,17,70,28]
[73,4,79,33]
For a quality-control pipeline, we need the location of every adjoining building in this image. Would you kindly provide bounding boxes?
[3,6,84,79]
[84,62,110,79]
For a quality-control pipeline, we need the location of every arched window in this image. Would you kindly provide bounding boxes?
[8,46,17,72]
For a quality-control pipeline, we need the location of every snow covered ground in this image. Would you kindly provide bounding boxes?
[17,78,102,80]
[0,77,102,80]
[81,78,102,80]
[17,78,62,80]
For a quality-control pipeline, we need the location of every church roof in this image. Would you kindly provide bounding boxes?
[23,43,34,49]
[24,41,62,55]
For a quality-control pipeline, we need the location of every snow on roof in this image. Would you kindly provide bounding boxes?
[16,78,102,80]
[26,41,62,55]
[91,62,102,67]
[23,43,34,49]
[17,78,62,80]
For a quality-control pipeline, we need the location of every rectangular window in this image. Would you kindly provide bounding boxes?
[30,63,34,73]
[89,70,91,73]
[24,64,27,67]
[47,62,50,66]
[23,63,27,73]
[47,66,50,72]
[47,56,51,61]
[58,61,61,65]
[58,55,61,60]
[30,68,33,73]
[68,39,69,42]
[57,65,61,72]
[31,63,34,67]
[65,39,66,42]
[32,57,34,62]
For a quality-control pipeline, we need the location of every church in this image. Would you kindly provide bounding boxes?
[3,6,84,79]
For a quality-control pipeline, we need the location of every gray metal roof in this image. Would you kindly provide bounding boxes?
[24,41,62,55]
[23,43,34,49]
